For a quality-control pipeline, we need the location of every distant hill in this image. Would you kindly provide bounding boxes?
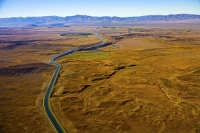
[0,14,200,27]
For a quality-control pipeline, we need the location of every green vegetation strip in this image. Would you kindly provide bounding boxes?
[184,30,191,32]
[80,35,88,38]
[111,27,116,30]
[68,35,88,38]
[66,52,110,59]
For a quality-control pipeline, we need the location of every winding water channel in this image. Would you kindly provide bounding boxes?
[43,32,105,133]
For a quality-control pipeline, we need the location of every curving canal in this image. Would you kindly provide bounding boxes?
[43,31,105,133]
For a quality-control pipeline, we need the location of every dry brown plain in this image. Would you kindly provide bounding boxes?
[0,22,200,133]
[0,26,101,133]
[53,23,200,133]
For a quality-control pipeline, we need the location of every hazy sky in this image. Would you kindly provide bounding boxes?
[0,0,200,18]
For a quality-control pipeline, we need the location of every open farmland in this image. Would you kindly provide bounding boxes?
[0,22,200,133]
[52,23,200,132]
[0,26,101,133]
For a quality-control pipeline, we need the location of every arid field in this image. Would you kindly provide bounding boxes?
[0,26,101,132]
[1,22,200,133]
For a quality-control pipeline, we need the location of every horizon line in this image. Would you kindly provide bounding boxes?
[1,13,200,19]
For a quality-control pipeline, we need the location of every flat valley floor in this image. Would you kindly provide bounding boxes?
[1,22,200,133]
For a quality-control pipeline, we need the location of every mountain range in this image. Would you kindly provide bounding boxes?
[0,14,200,27]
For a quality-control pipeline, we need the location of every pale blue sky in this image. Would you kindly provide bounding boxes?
[0,0,200,18]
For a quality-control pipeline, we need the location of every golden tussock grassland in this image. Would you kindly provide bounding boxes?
[0,22,200,132]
